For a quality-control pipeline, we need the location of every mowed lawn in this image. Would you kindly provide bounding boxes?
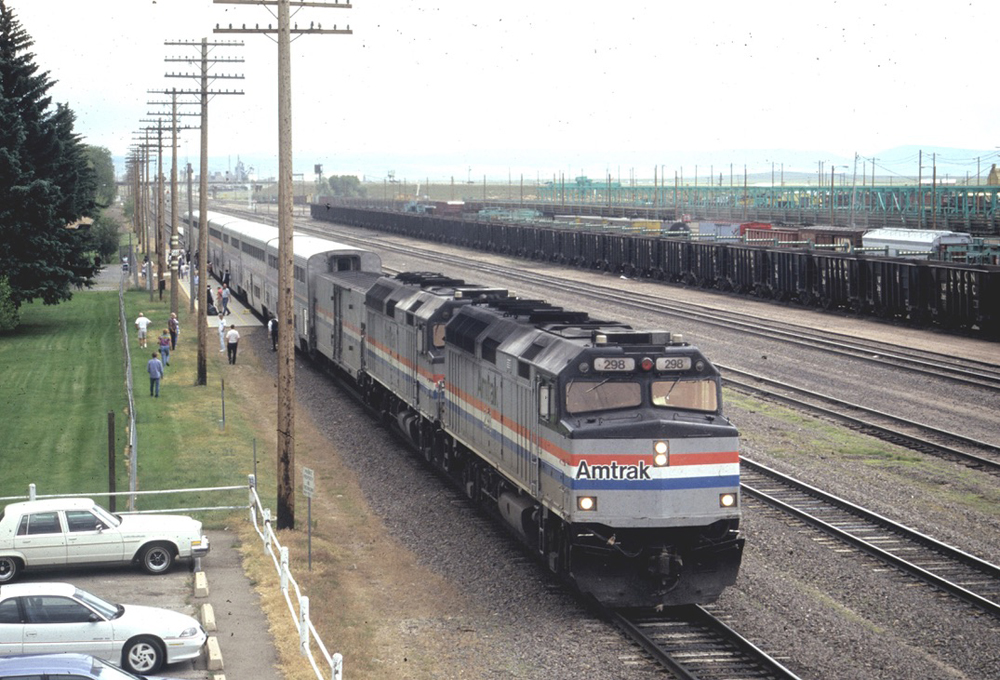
[0,287,268,516]
[0,292,127,498]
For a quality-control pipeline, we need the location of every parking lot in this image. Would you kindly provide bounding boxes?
[13,527,280,680]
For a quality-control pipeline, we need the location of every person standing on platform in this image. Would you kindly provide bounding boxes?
[147,352,163,397]
[226,325,240,364]
[218,313,227,352]
[221,284,231,316]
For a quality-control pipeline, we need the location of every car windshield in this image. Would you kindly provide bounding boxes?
[651,378,719,413]
[90,504,121,528]
[73,588,119,619]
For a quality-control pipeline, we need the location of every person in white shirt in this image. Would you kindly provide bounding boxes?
[135,312,152,348]
[225,325,240,364]
[218,313,227,352]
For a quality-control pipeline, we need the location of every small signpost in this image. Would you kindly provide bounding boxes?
[302,467,314,570]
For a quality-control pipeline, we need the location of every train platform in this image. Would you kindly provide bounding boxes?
[176,270,264,334]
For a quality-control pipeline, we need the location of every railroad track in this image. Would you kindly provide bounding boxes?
[722,367,1000,474]
[741,458,1000,618]
[610,605,800,680]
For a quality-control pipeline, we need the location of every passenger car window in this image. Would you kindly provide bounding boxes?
[19,512,62,535]
[65,511,104,532]
[23,596,95,624]
[0,598,21,624]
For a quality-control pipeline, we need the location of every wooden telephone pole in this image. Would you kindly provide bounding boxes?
[163,39,244,386]
[214,0,352,530]
[147,88,202,315]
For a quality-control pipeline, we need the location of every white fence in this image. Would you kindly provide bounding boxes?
[247,474,344,680]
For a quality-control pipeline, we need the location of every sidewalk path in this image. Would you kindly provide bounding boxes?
[205,527,282,680]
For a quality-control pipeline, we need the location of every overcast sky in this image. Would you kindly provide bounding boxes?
[10,0,1000,181]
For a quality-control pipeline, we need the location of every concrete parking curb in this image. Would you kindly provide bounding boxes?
[206,636,225,671]
[200,603,217,632]
[196,572,224,672]
[194,570,210,597]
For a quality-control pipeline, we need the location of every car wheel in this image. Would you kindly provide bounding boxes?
[123,636,164,674]
[0,556,20,583]
[140,543,174,574]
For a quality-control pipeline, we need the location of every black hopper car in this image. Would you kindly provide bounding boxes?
[312,204,1000,337]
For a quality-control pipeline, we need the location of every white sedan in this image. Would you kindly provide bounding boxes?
[0,498,209,583]
[0,582,206,674]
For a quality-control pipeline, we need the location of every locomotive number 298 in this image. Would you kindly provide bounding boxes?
[594,357,635,372]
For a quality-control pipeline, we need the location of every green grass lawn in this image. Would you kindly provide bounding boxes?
[0,285,269,521]
[0,293,127,499]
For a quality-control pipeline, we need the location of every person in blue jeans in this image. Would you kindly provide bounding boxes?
[147,353,164,397]
[158,329,171,367]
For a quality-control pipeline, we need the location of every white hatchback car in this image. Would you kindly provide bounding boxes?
[0,582,206,673]
[0,498,209,583]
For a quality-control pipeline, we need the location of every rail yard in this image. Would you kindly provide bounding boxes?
[196,201,999,679]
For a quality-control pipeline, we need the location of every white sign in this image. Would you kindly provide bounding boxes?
[302,467,315,499]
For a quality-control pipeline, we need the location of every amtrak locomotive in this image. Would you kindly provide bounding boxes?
[189,211,744,608]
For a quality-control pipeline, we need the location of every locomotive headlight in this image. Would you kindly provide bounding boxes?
[719,493,738,508]
[653,441,669,467]
[577,496,597,511]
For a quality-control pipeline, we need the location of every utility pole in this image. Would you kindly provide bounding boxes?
[164,38,244,386]
[918,150,923,227]
[215,1,352,531]
[932,152,937,230]
[149,81,202,315]
[187,163,195,314]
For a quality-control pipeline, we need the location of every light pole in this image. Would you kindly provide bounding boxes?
[830,164,848,225]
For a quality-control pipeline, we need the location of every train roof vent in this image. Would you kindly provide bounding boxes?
[365,280,397,312]
[444,315,490,354]
[488,299,591,324]
[456,287,509,301]
[394,272,467,287]
[600,330,678,346]
[520,342,546,361]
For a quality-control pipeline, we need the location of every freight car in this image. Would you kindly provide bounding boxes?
[188,211,746,609]
[862,228,974,257]
[311,204,1000,336]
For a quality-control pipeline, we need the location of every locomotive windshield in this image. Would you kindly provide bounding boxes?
[652,378,718,412]
[565,380,641,415]
[564,377,719,415]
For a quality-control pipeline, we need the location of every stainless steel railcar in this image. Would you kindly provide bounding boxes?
[315,271,744,608]
[184,211,382,349]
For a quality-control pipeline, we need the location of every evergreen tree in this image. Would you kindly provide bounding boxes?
[0,1,97,309]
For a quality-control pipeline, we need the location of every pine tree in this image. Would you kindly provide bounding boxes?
[0,0,97,309]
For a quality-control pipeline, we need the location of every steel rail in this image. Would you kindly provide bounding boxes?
[741,458,1000,618]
